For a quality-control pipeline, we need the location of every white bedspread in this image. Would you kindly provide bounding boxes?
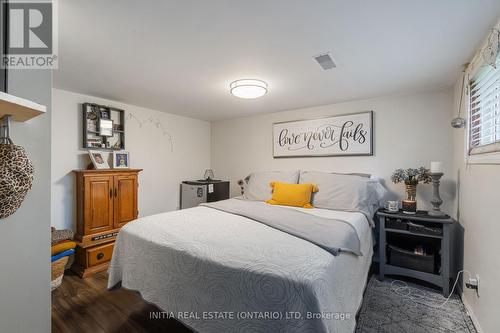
[108,200,373,333]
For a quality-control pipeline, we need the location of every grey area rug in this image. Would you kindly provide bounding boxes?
[356,276,476,333]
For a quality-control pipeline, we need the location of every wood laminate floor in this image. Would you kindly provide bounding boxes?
[51,270,192,333]
[53,269,474,333]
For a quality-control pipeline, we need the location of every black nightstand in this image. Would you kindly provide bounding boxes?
[376,209,456,297]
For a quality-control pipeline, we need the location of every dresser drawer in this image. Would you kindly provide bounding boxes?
[87,242,114,267]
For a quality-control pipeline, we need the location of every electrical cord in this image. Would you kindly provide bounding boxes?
[389,270,471,308]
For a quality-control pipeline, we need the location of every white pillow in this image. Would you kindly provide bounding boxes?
[244,171,300,201]
[299,171,385,219]
[368,175,388,205]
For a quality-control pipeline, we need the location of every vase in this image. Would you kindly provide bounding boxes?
[402,183,417,214]
[405,184,417,201]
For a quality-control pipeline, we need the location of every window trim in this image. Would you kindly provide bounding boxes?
[467,150,500,164]
[467,102,500,163]
[465,50,500,165]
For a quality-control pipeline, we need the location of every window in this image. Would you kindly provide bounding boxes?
[469,54,500,156]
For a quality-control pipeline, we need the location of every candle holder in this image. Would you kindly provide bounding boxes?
[428,172,445,216]
[402,200,417,214]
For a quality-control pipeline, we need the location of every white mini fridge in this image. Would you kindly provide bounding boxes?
[180,180,230,209]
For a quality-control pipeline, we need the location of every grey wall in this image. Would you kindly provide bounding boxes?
[450,20,500,333]
[0,69,52,332]
[51,88,211,231]
[212,90,456,213]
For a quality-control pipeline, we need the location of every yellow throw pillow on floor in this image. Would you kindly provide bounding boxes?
[265,181,318,208]
[51,241,77,256]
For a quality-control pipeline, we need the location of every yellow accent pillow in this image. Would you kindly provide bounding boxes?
[265,181,318,208]
[51,241,77,255]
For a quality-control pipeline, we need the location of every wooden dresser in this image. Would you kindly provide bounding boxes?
[71,169,142,278]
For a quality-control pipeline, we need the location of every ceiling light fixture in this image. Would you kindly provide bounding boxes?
[230,79,268,99]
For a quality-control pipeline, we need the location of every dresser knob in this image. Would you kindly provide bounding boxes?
[96,252,104,260]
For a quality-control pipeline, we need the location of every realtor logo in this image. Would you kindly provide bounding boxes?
[8,2,52,54]
[1,0,58,69]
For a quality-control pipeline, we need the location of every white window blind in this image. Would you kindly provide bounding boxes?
[469,55,500,155]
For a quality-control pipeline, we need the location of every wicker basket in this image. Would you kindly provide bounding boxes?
[388,244,435,274]
[51,256,69,291]
[385,218,408,230]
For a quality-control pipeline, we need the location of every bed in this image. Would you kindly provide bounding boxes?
[108,171,384,333]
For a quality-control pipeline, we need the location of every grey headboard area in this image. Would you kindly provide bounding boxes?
[238,171,372,196]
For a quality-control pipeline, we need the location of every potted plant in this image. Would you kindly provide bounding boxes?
[391,167,431,213]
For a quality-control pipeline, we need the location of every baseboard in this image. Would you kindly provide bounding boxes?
[461,293,483,333]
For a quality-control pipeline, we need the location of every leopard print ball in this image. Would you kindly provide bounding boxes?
[0,144,34,219]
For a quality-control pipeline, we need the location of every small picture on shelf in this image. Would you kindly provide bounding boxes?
[87,123,97,133]
[100,108,110,119]
[88,150,110,169]
[113,151,130,169]
[86,105,98,132]
[99,119,114,137]
[110,109,122,127]
[113,123,123,131]
[86,138,103,148]
[107,133,122,149]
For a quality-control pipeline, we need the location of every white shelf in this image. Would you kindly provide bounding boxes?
[0,91,46,122]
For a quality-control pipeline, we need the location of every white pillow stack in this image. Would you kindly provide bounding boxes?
[242,170,387,221]
[299,171,386,220]
[244,171,299,201]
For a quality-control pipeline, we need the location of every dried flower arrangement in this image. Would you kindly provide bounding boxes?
[391,167,432,186]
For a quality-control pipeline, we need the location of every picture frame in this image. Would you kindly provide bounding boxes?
[99,107,110,119]
[272,111,373,158]
[113,151,130,169]
[82,103,126,150]
[99,118,114,137]
[88,150,110,169]
[85,104,98,132]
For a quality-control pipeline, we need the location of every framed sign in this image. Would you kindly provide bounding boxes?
[273,111,373,158]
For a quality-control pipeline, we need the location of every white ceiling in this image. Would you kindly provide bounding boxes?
[54,1,500,121]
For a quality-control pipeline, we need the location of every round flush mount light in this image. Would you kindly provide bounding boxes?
[230,79,268,99]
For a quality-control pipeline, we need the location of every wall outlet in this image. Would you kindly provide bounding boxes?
[466,274,480,297]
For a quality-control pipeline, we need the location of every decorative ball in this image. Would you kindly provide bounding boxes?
[0,144,34,219]
[451,117,466,129]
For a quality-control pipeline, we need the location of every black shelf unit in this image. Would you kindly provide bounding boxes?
[376,209,457,297]
[82,103,125,150]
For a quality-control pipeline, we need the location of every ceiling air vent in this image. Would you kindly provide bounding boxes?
[314,53,336,70]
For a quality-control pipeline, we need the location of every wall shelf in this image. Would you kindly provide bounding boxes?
[82,103,125,150]
[0,91,46,122]
[0,92,47,144]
